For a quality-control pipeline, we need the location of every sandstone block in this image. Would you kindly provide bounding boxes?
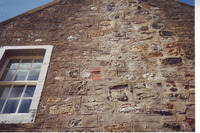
[166,80,177,87]
[136,91,160,101]
[99,21,114,30]
[67,34,80,42]
[90,30,104,37]
[148,52,163,57]
[185,73,195,80]
[68,81,89,95]
[69,69,79,78]
[186,118,195,131]
[80,102,115,114]
[160,57,182,65]
[49,103,80,115]
[167,47,184,56]
[128,61,148,71]
[103,123,132,132]
[170,88,178,92]
[139,26,149,31]
[159,31,174,36]
[108,84,133,101]
[163,123,182,131]
[166,93,189,101]
[133,16,147,24]
[161,69,183,80]
[145,122,162,131]
[131,45,149,52]
[134,10,149,15]
[152,22,163,29]
[82,94,107,103]
[47,97,61,103]
[117,102,145,113]
[106,70,117,78]
[67,115,97,128]
[110,60,125,68]
[98,113,146,128]
[146,104,173,116]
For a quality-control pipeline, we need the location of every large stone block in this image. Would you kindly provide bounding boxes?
[164,92,189,102]
[186,118,195,131]
[47,97,61,103]
[69,69,79,78]
[163,122,182,131]
[90,30,104,37]
[66,115,97,128]
[45,116,65,128]
[159,31,174,37]
[49,96,81,115]
[146,104,174,116]
[161,69,184,80]
[103,123,132,132]
[80,102,115,114]
[131,44,149,52]
[133,16,147,24]
[145,122,163,132]
[99,21,114,30]
[98,113,146,128]
[134,10,149,15]
[87,85,108,95]
[127,61,148,71]
[49,103,80,115]
[136,91,160,101]
[108,83,133,101]
[160,57,182,65]
[148,51,163,57]
[68,81,89,95]
[44,83,66,96]
[82,94,108,103]
[117,102,145,113]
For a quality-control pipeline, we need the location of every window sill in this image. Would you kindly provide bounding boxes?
[0,111,35,124]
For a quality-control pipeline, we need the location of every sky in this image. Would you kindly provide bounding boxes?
[178,0,194,5]
[0,0,54,22]
[0,0,195,22]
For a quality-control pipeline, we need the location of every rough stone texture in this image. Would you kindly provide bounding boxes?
[0,0,194,132]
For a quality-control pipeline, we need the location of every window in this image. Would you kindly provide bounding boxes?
[0,45,53,124]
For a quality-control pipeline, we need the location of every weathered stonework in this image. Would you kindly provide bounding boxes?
[0,0,194,132]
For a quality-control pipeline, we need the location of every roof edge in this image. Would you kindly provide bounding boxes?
[0,0,61,25]
[25,0,61,14]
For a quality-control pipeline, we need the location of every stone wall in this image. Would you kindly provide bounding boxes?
[0,0,194,132]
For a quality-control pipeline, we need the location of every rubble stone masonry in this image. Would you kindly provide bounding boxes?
[0,0,194,132]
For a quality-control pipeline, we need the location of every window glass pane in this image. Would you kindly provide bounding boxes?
[0,86,11,98]
[18,99,32,113]
[9,86,24,97]
[32,59,43,69]
[6,59,20,69]
[28,70,40,81]
[0,99,5,112]
[14,70,29,81]
[19,59,32,69]
[24,86,36,97]
[3,100,19,113]
[1,70,15,81]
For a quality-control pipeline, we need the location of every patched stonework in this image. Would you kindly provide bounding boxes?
[0,0,194,132]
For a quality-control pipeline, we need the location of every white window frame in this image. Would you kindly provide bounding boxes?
[0,45,53,124]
